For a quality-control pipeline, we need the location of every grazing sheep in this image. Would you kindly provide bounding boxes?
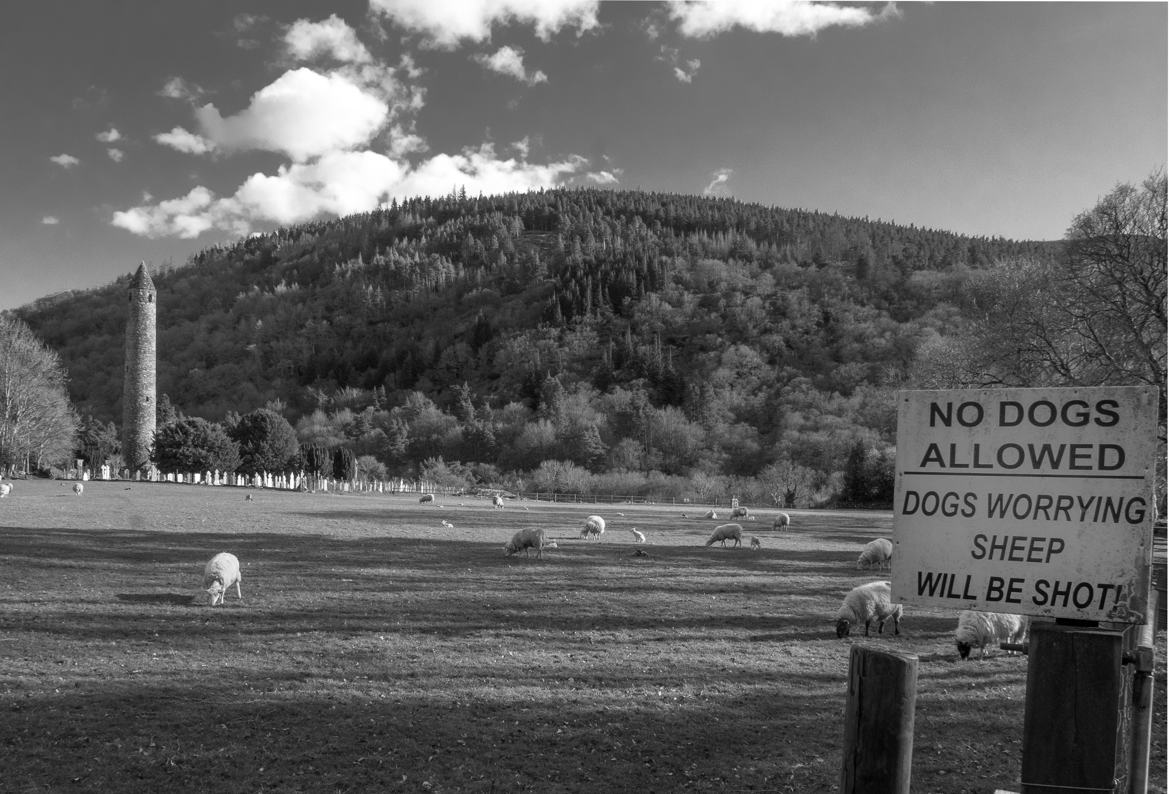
[492,495,504,508]
[504,527,549,559]
[835,581,902,638]
[580,515,606,540]
[630,528,646,544]
[856,538,893,570]
[203,552,243,607]
[704,509,718,520]
[1,482,12,497]
[772,512,790,530]
[750,536,761,550]
[72,482,84,496]
[730,506,748,519]
[955,611,1030,660]
[705,523,743,548]
[419,493,435,504]
[441,520,454,528]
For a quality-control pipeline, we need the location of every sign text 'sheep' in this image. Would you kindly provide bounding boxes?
[891,387,1157,623]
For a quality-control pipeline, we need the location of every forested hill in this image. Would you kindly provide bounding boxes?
[15,188,1056,489]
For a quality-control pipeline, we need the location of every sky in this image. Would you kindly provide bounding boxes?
[1,1,1165,311]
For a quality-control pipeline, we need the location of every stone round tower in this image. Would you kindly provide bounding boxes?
[122,262,157,476]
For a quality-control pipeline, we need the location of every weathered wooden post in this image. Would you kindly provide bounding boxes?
[840,646,918,794]
[1021,621,1128,793]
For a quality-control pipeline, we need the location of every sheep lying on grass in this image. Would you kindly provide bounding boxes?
[856,538,893,570]
[441,520,454,528]
[0,482,10,497]
[703,510,718,520]
[580,515,606,540]
[72,482,84,496]
[203,552,243,607]
[730,506,748,519]
[705,523,743,548]
[772,512,790,530]
[504,527,549,559]
[955,610,1029,660]
[419,493,435,504]
[630,528,646,544]
[836,581,902,638]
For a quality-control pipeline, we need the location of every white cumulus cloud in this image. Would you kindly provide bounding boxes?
[671,0,893,38]
[41,216,60,225]
[107,148,125,163]
[159,76,204,102]
[233,150,407,225]
[50,153,80,168]
[396,144,582,199]
[475,46,548,85]
[285,14,371,63]
[96,127,122,143]
[369,0,600,48]
[112,186,220,239]
[587,170,621,185]
[658,46,701,83]
[155,127,215,155]
[703,167,734,196]
[191,68,390,161]
[112,145,589,239]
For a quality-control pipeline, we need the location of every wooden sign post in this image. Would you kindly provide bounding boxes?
[891,386,1159,792]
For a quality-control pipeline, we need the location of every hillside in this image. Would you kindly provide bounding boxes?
[13,188,1057,499]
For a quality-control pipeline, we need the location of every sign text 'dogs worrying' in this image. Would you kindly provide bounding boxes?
[891,386,1159,623]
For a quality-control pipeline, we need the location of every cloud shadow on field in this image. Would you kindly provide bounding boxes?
[115,592,199,606]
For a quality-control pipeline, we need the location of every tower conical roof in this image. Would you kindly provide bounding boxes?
[130,261,155,291]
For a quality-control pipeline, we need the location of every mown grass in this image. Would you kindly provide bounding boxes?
[0,480,1164,793]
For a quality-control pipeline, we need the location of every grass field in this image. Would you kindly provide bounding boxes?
[1,479,1164,793]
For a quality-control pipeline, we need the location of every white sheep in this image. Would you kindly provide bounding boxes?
[492,495,504,508]
[772,512,790,530]
[1,482,13,497]
[955,611,1030,660]
[419,493,435,504]
[705,523,743,547]
[630,528,646,544]
[441,520,454,528]
[835,581,902,638]
[730,506,748,519]
[856,538,893,570]
[203,552,243,607]
[704,509,718,520]
[72,482,84,496]
[504,527,549,559]
[750,536,761,550]
[580,515,606,540]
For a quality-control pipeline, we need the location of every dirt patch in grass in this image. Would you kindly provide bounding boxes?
[1,481,1164,792]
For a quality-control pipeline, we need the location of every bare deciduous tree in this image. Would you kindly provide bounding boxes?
[0,315,79,473]
[915,168,1167,430]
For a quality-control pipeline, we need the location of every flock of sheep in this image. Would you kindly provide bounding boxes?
[449,498,1027,660]
[222,497,1026,659]
[0,479,1024,660]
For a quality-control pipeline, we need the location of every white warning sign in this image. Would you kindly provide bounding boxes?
[892,386,1159,623]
